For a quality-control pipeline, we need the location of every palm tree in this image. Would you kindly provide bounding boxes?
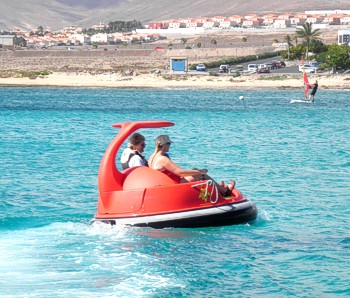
[296,22,321,60]
[293,34,298,46]
[284,35,293,60]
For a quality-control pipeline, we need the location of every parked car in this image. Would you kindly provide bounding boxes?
[257,63,268,69]
[266,63,273,70]
[309,61,322,68]
[298,64,317,73]
[219,64,231,73]
[196,64,206,71]
[247,64,258,72]
[257,67,270,73]
[271,61,286,69]
[279,61,286,67]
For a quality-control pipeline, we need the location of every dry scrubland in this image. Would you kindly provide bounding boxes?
[0,29,349,89]
[0,29,339,73]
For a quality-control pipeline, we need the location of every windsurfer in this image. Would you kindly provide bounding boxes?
[309,80,318,102]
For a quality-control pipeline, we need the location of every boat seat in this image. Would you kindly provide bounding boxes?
[122,166,177,190]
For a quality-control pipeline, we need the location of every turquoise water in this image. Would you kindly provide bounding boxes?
[0,87,349,297]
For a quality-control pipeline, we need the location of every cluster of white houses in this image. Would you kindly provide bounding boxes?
[0,23,162,49]
[147,10,350,29]
[1,10,350,49]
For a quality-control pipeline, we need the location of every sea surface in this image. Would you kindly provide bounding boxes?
[0,87,349,297]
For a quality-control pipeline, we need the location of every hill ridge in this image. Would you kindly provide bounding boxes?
[1,0,349,30]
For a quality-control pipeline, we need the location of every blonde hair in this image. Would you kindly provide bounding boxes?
[153,141,163,153]
[149,141,165,166]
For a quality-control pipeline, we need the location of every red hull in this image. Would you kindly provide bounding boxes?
[94,121,257,228]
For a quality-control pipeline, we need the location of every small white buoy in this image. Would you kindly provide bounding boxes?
[239,96,244,100]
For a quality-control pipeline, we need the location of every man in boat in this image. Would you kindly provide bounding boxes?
[309,80,318,102]
[121,133,148,169]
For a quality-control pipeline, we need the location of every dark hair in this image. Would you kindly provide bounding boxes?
[128,133,145,148]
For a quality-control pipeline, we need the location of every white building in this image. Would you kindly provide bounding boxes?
[168,21,181,29]
[0,35,14,47]
[92,22,108,31]
[202,20,216,29]
[219,19,233,29]
[340,15,350,25]
[61,25,82,35]
[90,33,114,44]
[71,34,91,44]
[338,30,350,45]
[273,19,291,28]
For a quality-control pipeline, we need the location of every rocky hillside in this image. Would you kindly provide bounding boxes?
[1,0,349,30]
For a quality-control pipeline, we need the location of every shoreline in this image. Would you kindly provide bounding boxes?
[0,72,349,89]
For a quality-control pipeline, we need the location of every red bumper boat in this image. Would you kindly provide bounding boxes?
[92,121,257,228]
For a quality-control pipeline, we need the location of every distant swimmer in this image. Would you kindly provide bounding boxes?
[309,80,318,102]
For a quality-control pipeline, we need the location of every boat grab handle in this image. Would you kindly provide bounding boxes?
[191,180,219,204]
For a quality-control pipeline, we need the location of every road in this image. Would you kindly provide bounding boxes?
[206,56,300,75]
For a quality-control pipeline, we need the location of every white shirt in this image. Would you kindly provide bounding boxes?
[121,148,144,168]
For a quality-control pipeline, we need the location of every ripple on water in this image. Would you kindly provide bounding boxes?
[0,88,349,297]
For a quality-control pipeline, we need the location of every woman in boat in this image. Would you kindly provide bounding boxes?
[120,133,148,169]
[148,135,234,196]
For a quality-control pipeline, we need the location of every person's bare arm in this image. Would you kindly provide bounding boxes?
[161,157,206,177]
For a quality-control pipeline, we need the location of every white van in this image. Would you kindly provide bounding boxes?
[247,64,258,72]
[298,64,317,73]
[257,64,267,69]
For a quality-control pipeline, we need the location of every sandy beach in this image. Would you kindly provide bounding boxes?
[0,72,349,89]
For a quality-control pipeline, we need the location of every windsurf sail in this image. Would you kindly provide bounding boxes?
[302,57,310,99]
